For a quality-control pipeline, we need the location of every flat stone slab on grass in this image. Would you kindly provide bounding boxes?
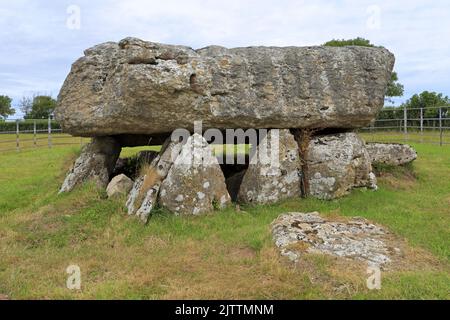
[272,212,401,267]
[366,143,417,166]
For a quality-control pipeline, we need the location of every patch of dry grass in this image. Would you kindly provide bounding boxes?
[373,163,418,190]
[0,141,449,299]
[135,163,161,209]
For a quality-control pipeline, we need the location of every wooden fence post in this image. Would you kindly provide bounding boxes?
[33,120,37,147]
[16,120,20,152]
[48,116,52,149]
[403,105,408,143]
[420,108,424,132]
[439,107,443,146]
[420,108,423,143]
[403,105,408,134]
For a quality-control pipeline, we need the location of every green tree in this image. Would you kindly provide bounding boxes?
[386,71,404,100]
[323,37,404,101]
[402,91,450,118]
[20,94,57,119]
[323,37,374,47]
[0,95,15,119]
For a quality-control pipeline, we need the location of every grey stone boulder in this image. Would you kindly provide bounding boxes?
[306,133,377,200]
[238,129,302,204]
[59,137,121,193]
[159,133,231,215]
[55,37,394,137]
[126,138,184,222]
[366,143,417,166]
[106,174,133,198]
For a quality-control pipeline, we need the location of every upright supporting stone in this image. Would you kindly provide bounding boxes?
[159,133,231,215]
[126,137,184,222]
[306,133,376,200]
[126,176,145,215]
[238,129,302,204]
[59,136,121,193]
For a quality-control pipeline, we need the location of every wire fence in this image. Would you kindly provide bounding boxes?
[0,117,86,153]
[1,106,449,154]
[359,105,449,145]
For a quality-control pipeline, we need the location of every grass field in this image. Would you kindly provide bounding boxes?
[360,129,450,145]
[0,129,448,152]
[0,133,449,299]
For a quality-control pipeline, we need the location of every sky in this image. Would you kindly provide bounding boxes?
[1,0,450,118]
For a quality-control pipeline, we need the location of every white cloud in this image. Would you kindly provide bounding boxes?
[1,0,450,118]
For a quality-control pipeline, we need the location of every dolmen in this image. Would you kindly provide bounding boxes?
[55,37,416,223]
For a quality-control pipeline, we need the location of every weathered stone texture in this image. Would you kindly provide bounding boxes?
[126,137,184,222]
[59,137,121,193]
[272,212,400,267]
[106,174,133,198]
[159,134,231,215]
[238,129,302,204]
[306,133,376,200]
[55,37,395,136]
[366,143,417,166]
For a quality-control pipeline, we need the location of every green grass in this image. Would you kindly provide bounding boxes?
[0,133,449,299]
[360,129,449,145]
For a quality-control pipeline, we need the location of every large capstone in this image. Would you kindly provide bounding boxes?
[366,143,417,166]
[306,133,377,200]
[59,137,121,193]
[238,129,302,204]
[159,133,231,215]
[55,37,394,137]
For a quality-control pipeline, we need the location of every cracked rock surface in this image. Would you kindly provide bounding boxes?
[271,212,401,267]
[159,133,231,215]
[126,137,184,222]
[59,136,121,193]
[366,143,417,166]
[55,37,394,136]
[306,132,377,200]
[238,129,302,204]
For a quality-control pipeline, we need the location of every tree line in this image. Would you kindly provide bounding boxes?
[0,94,56,120]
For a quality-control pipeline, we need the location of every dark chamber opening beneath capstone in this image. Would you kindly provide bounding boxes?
[108,128,351,202]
